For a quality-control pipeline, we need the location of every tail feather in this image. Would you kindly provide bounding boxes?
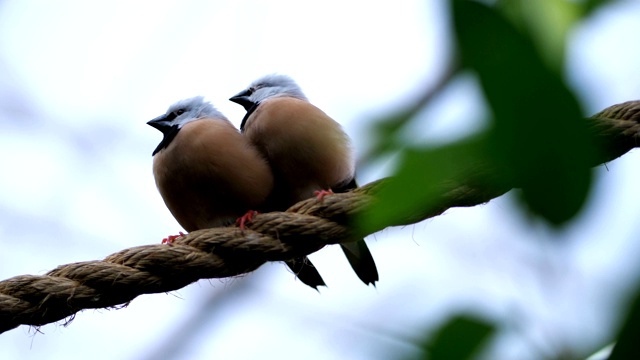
[334,178,379,286]
[285,256,326,290]
[340,240,379,286]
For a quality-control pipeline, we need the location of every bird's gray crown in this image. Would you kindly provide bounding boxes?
[247,74,308,102]
[162,96,227,128]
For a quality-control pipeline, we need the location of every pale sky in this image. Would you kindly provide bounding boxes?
[1,1,640,359]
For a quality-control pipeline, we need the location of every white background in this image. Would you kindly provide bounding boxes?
[0,1,639,359]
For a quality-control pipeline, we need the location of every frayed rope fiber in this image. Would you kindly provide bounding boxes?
[1,100,639,334]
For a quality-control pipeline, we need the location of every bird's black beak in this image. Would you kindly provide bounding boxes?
[148,113,181,156]
[229,89,255,111]
[147,114,171,134]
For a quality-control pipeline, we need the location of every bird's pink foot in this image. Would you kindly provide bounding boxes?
[236,210,259,230]
[162,231,185,244]
[314,189,334,202]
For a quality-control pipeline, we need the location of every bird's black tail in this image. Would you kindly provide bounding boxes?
[334,177,379,286]
[340,240,379,286]
[285,257,326,290]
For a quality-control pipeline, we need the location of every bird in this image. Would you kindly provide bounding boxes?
[229,74,379,286]
[147,96,326,289]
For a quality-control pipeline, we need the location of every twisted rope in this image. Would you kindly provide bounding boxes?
[1,101,639,334]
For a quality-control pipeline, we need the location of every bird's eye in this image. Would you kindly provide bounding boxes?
[174,109,185,116]
[248,87,256,94]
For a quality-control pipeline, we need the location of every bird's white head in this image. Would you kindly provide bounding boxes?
[229,74,308,111]
[148,96,226,131]
[147,96,227,155]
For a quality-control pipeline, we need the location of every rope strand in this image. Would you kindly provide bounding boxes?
[1,100,639,334]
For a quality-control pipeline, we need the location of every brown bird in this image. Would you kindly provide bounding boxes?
[230,75,379,286]
[147,96,326,289]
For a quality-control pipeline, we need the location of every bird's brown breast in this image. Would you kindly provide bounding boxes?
[153,118,274,231]
[243,97,355,207]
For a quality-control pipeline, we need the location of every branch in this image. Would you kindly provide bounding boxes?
[1,100,639,334]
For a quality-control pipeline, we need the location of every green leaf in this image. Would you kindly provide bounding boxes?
[582,0,618,15]
[356,134,509,235]
[358,137,474,234]
[609,281,640,359]
[498,0,581,69]
[414,315,495,360]
[452,0,595,226]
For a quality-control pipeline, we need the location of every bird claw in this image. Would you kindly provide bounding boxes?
[236,210,258,230]
[161,231,185,244]
[314,189,334,202]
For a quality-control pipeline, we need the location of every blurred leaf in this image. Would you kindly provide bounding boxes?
[361,57,461,164]
[496,0,617,69]
[367,107,418,160]
[582,0,618,15]
[498,0,581,69]
[608,283,640,359]
[356,135,506,235]
[357,0,620,234]
[413,315,494,360]
[452,0,595,226]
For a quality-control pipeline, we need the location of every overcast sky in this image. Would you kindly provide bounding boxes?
[1,1,640,359]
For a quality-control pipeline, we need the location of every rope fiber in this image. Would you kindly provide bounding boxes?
[1,100,639,334]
